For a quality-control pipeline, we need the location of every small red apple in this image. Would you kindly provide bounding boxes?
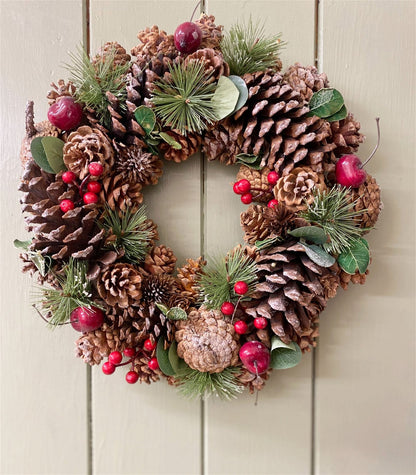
[239,341,270,375]
[47,97,83,131]
[70,306,104,332]
[174,22,202,54]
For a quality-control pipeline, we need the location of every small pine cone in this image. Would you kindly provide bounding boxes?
[47,80,77,105]
[97,263,142,308]
[196,14,223,50]
[349,174,382,230]
[237,365,272,394]
[114,141,163,186]
[143,219,159,246]
[100,173,143,213]
[184,48,229,83]
[236,165,273,203]
[63,126,114,180]
[273,167,326,212]
[19,252,62,288]
[202,122,243,165]
[329,113,364,156]
[177,257,205,301]
[335,260,370,290]
[131,353,161,384]
[131,25,176,61]
[175,307,239,374]
[240,204,272,244]
[159,130,201,162]
[93,41,131,67]
[136,300,176,344]
[141,273,179,306]
[283,63,329,102]
[144,245,177,275]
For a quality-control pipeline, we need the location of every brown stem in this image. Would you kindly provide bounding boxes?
[361,117,380,168]
[32,304,74,325]
[25,101,37,138]
[190,0,202,22]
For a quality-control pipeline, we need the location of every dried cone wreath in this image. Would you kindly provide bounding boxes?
[16,12,381,400]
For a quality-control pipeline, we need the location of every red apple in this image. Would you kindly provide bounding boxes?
[47,97,83,131]
[239,341,270,374]
[70,306,104,332]
[174,22,202,54]
[335,154,367,187]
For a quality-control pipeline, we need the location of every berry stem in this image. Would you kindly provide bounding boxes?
[79,174,91,197]
[190,0,202,22]
[254,361,259,406]
[361,117,380,168]
[32,304,74,325]
[231,296,242,323]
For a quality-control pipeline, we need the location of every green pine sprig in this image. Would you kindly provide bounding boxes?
[175,366,244,400]
[151,60,218,135]
[100,205,152,264]
[220,18,286,76]
[197,247,258,310]
[66,45,130,127]
[300,186,367,254]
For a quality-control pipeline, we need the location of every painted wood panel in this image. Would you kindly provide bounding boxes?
[0,1,88,474]
[315,1,416,474]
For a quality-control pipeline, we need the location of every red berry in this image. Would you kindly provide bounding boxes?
[102,361,116,375]
[234,320,248,335]
[221,301,235,316]
[70,306,104,332]
[254,317,268,330]
[88,162,104,177]
[237,179,251,194]
[126,371,139,384]
[108,351,123,365]
[60,199,74,213]
[267,171,280,185]
[148,357,159,371]
[234,281,249,295]
[241,193,253,205]
[83,192,98,205]
[174,22,202,54]
[267,199,279,208]
[124,348,136,358]
[87,181,101,193]
[144,338,157,351]
[62,171,76,184]
[233,182,242,194]
[47,97,83,131]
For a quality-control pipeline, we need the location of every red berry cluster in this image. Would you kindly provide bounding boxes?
[102,338,159,384]
[232,171,281,208]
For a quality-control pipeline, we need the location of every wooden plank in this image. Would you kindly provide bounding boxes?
[0,2,88,474]
[315,1,416,474]
[204,2,316,474]
[89,2,202,474]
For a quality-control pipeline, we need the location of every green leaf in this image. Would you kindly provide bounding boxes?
[307,88,344,118]
[288,226,327,244]
[255,236,282,250]
[155,303,170,315]
[41,136,66,173]
[270,336,302,370]
[13,239,31,250]
[156,338,176,376]
[301,243,336,268]
[166,307,188,321]
[159,132,182,150]
[211,75,240,120]
[134,106,156,135]
[168,341,181,374]
[325,104,348,122]
[30,137,55,174]
[30,251,47,277]
[337,238,370,274]
[228,75,249,114]
[235,153,263,170]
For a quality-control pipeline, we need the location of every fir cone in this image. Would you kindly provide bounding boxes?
[20,161,105,260]
[283,63,329,102]
[47,80,77,105]
[144,245,177,275]
[237,365,272,394]
[349,174,382,230]
[96,263,142,308]
[329,113,364,156]
[93,41,131,67]
[143,219,159,246]
[131,25,177,62]
[177,257,205,303]
[236,165,274,203]
[100,173,143,213]
[63,126,114,179]
[175,308,239,373]
[114,141,163,186]
[196,14,223,50]
[136,300,176,344]
[131,352,161,384]
[184,48,229,83]
[273,167,326,212]
[333,261,370,290]
[159,129,201,162]
[141,273,179,307]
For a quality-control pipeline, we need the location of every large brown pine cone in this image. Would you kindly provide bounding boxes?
[159,129,201,162]
[183,48,229,83]
[175,308,239,373]
[349,173,382,230]
[100,173,143,213]
[236,165,274,203]
[144,245,177,275]
[97,263,142,308]
[283,63,329,102]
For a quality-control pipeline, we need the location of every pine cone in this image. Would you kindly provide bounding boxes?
[144,245,177,275]
[136,300,176,344]
[283,63,329,102]
[333,261,370,290]
[237,365,272,393]
[131,352,161,384]
[177,257,205,302]
[196,14,223,50]
[141,273,179,307]
[273,167,326,212]
[20,161,105,260]
[19,252,62,288]
[93,41,131,67]
[47,80,77,105]
[175,307,239,373]
[329,113,364,156]
[184,48,229,83]
[97,263,142,308]
[236,165,274,203]
[159,129,202,162]
[100,173,143,213]
[349,174,382,230]
[63,126,114,179]
[143,219,159,246]
[131,25,177,62]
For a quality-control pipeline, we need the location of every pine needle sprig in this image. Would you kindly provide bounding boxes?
[220,18,286,76]
[39,258,95,326]
[66,45,130,127]
[300,186,367,254]
[100,205,152,264]
[197,247,258,309]
[151,60,218,135]
[175,366,243,400]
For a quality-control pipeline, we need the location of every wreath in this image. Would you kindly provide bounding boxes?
[16,11,382,400]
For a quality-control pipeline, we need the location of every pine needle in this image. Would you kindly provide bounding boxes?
[220,18,286,76]
[151,60,218,135]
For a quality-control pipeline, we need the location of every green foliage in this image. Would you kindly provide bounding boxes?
[307,88,347,121]
[67,45,130,127]
[197,247,258,309]
[210,75,240,120]
[151,60,218,135]
[220,18,286,76]
[156,338,176,376]
[270,336,302,370]
[175,366,244,400]
[235,153,263,170]
[300,243,336,268]
[300,186,366,254]
[337,238,370,274]
[100,205,152,264]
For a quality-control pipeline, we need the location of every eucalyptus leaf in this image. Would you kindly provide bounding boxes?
[41,136,66,173]
[166,307,188,321]
[337,238,370,274]
[236,153,263,170]
[288,226,327,244]
[211,76,240,120]
[301,243,336,267]
[325,104,348,122]
[134,106,156,135]
[13,239,31,250]
[228,75,249,114]
[156,338,176,376]
[168,341,180,374]
[30,251,47,277]
[155,303,170,315]
[270,336,302,370]
[30,137,55,174]
[308,88,344,118]
[159,132,182,150]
